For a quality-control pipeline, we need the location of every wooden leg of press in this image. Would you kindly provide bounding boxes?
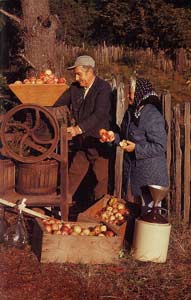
[60,125,69,221]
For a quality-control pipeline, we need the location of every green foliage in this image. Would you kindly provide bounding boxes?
[2,0,191,64]
[50,0,96,44]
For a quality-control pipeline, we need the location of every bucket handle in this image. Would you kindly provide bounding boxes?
[152,207,170,222]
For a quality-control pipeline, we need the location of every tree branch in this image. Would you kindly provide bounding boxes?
[0,8,22,24]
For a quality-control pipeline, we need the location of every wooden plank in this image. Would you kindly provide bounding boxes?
[114,147,124,198]
[174,104,182,220]
[1,190,61,206]
[0,197,49,219]
[60,125,69,221]
[183,102,190,223]
[162,92,172,210]
[114,80,128,198]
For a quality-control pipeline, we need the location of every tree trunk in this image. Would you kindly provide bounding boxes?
[21,0,62,74]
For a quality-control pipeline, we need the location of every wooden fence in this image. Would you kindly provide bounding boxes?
[59,44,191,75]
[113,78,191,223]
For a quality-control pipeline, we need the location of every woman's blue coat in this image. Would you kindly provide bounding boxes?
[119,103,169,197]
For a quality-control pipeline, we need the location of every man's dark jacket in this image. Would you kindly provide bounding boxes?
[54,76,112,139]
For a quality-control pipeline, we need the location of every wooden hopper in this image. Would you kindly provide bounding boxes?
[9,84,69,106]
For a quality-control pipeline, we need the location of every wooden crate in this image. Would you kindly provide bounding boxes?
[9,84,68,106]
[32,219,123,264]
[77,195,128,240]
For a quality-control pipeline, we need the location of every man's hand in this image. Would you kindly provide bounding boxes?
[67,126,82,137]
[119,140,135,152]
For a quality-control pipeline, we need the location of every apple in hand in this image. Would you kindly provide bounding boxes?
[99,129,115,143]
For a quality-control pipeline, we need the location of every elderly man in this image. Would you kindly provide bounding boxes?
[54,55,113,203]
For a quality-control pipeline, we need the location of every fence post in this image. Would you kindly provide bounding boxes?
[184,102,190,224]
[162,91,172,210]
[174,104,182,220]
[114,80,128,198]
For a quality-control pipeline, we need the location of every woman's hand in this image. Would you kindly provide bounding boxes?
[99,129,115,143]
[119,140,135,152]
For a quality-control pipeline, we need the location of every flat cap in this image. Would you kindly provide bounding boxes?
[67,55,95,70]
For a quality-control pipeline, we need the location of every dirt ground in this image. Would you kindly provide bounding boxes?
[0,206,191,300]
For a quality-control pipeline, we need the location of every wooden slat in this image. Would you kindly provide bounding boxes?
[2,190,61,206]
[162,92,172,210]
[0,197,49,219]
[174,104,182,220]
[183,102,190,223]
[114,80,128,198]
[60,125,69,221]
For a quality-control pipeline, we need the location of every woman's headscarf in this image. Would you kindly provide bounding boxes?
[130,78,158,119]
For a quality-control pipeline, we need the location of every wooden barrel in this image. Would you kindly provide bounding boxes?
[16,159,58,195]
[0,159,15,195]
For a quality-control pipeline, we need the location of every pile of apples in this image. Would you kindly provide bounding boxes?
[14,69,66,85]
[95,197,130,226]
[42,219,116,237]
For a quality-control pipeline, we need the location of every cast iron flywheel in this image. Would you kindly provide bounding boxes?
[0,104,59,163]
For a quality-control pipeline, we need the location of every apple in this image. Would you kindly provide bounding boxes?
[61,225,70,234]
[73,225,82,234]
[44,69,52,76]
[101,212,108,220]
[115,212,122,219]
[39,72,45,80]
[82,228,90,236]
[45,224,52,233]
[108,197,118,206]
[64,223,71,229]
[117,203,126,210]
[14,80,22,84]
[94,225,101,235]
[23,79,31,84]
[99,128,109,142]
[106,206,113,212]
[36,79,44,84]
[109,215,116,222]
[100,225,107,232]
[105,230,115,237]
[52,223,59,231]
[58,77,66,84]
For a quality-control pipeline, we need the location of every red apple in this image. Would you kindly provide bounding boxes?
[58,77,66,84]
[61,225,70,234]
[105,230,115,237]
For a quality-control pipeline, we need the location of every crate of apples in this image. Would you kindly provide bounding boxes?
[78,195,130,240]
[42,218,115,237]
[32,218,122,264]
[94,197,130,226]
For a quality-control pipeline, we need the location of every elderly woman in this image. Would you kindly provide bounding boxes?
[100,77,169,215]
